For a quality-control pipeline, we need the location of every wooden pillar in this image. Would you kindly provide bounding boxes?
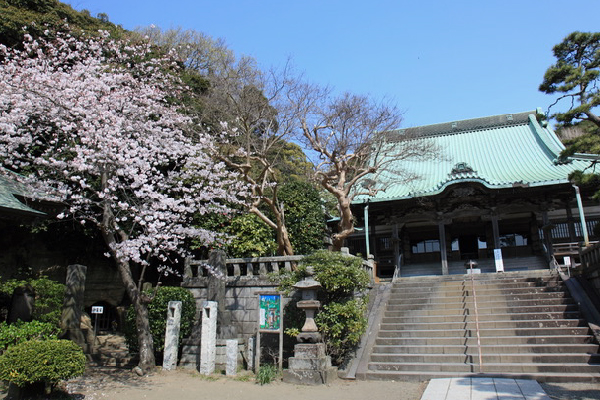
[491,216,501,249]
[393,223,401,277]
[542,210,554,256]
[438,221,449,275]
[566,200,577,242]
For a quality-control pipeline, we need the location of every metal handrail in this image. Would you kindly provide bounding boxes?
[468,262,483,372]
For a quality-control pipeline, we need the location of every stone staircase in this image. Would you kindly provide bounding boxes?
[357,270,600,382]
[91,334,136,368]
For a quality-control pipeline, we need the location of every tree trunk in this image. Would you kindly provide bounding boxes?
[276,223,294,256]
[331,198,355,252]
[115,258,156,372]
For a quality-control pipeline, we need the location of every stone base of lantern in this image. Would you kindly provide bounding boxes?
[282,343,337,385]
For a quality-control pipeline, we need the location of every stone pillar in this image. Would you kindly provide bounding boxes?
[162,301,182,371]
[207,250,236,339]
[225,339,238,376]
[200,300,217,375]
[247,336,255,372]
[59,264,87,352]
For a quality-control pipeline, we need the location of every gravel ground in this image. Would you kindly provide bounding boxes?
[2,367,600,400]
[540,381,600,400]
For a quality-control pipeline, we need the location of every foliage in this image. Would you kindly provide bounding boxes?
[0,277,65,327]
[276,250,370,364]
[539,31,600,129]
[226,213,277,258]
[315,298,367,363]
[278,180,326,255]
[0,339,85,390]
[0,320,60,351]
[0,29,246,369]
[256,363,279,385]
[0,0,125,49]
[125,286,196,355]
[301,250,370,302]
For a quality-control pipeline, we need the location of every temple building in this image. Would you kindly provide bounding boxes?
[348,109,600,277]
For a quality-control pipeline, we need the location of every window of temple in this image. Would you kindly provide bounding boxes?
[499,233,528,247]
[412,239,440,253]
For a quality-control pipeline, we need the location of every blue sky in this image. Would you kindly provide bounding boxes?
[66,0,599,128]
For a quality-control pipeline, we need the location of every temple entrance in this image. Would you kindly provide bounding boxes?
[450,219,489,262]
[458,235,479,260]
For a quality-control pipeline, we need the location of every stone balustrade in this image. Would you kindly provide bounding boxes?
[183,248,374,284]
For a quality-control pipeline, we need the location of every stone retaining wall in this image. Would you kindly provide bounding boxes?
[179,277,292,369]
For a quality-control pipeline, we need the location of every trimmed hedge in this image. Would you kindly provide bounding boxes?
[0,339,86,390]
[0,320,60,352]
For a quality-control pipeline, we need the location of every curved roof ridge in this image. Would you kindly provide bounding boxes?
[395,110,535,139]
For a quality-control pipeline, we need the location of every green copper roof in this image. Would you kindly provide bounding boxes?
[355,110,593,203]
[0,169,47,217]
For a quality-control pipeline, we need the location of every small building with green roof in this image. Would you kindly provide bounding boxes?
[348,109,600,277]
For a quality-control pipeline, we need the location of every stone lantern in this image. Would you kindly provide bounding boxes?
[293,267,322,343]
[283,266,337,385]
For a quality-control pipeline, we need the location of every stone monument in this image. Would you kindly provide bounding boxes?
[59,264,88,352]
[282,267,337,385]
[199,300,217,375]
[162,301,182,371]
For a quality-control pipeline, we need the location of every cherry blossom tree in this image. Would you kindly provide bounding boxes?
[0,30,246,371]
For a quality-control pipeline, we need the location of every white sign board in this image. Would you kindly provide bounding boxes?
[494,248,504,272]
[91,306,104,314]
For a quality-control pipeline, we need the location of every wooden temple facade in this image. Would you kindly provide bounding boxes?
[347,110,600,277]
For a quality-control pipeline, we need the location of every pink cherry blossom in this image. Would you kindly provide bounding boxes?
[0,30,248,370]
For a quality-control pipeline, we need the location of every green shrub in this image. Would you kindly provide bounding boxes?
[300,249,370,302]
[0,277,65,327]
[278,180,326,255]
[125,286,196,357]
[256,363,279,385]
[0,339,86,391]
[276,249,370,365]
[0,321,60,352]
[315,298,368,363]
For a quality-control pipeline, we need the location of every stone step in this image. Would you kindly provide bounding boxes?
[376,326,591,338]
[372,342,599,354]
[379,318,586,331]
[369,352,600,364]
[367,361,600,374]
[392,273,556,286]
[373,335,598,347]
[360,369,600,383]
[387,291,572,305]
[384,303,580,317]
[385,297,576,311]
[382,310,581,324]
[360,270,600,383]
[390,282,565,295]
[388,287,568,301]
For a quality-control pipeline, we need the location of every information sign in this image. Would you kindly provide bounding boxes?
[494,248,505,272]
[91,306,104,314]
[259,294,281,331]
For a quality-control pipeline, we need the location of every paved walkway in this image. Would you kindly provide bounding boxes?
[421,377,551,400]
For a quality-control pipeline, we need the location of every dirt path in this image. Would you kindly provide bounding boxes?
[63,367,428,400]
[4,367,600,400]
